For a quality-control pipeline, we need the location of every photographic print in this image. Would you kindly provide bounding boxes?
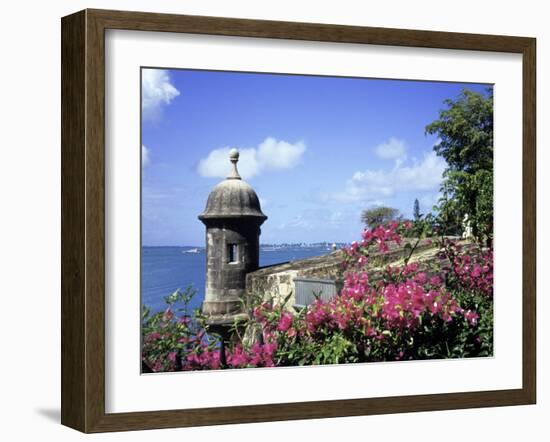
[140,68,494,373]
[61,11,535,431]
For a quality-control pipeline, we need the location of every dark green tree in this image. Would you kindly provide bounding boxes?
[413,198,421,222]
[426,88,493,244]
[361,206,400,229]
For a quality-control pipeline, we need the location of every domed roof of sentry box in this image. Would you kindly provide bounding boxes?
[198,149,267,221]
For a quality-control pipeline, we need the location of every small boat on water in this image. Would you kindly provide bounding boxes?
[182,248,201,254]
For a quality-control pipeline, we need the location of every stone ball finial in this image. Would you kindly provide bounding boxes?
[227,148,241,179]
[229,148,239,162]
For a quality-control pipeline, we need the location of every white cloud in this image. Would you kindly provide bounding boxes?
[325,151,446,203]
[142,145,150,167]
[278,214,312,230]
[142,69,180,121]
[374,137,407,162]
[256,138,306,170]
[197,137,306,179]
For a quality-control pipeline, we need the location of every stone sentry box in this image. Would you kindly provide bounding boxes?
[198,149,267,319]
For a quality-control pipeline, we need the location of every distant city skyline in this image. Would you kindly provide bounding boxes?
[141,68,491,246]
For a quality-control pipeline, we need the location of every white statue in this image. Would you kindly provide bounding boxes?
[462,214,473,239]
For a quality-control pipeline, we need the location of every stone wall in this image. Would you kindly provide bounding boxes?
[245,238,458,308]
[245,250,345,308]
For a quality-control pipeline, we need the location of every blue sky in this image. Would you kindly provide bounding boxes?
[141,68,491,246]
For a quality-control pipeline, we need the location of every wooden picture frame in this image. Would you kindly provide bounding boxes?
[61,8,536,433]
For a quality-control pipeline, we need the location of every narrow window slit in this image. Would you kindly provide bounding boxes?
[227,244,238,263]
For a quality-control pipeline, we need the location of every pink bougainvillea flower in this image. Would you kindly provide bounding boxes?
[277,312,293,332]
[464,310,480,326]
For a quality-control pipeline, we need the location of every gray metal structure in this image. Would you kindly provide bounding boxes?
[294,277,341,308]
[198,149,267,318]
